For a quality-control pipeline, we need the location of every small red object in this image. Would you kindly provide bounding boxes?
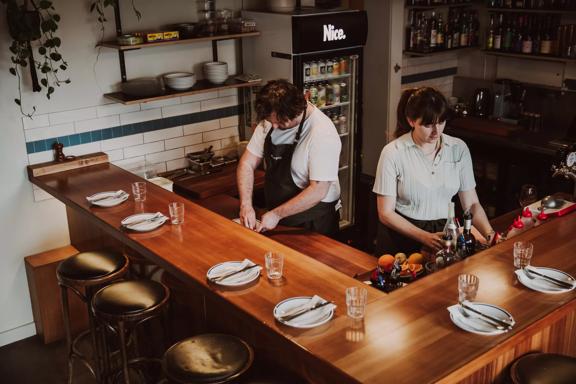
[522,207,533,218]
[537,210,548,221]
[513,216,524,229]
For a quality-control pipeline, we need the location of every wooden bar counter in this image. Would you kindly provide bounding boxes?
[28,161,576,383]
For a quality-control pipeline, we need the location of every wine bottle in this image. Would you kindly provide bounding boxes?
[457,210,476,258]
[443,202,459,250]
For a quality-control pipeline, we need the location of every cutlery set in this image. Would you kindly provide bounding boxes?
[523,267,575,289]
[279,300,335,322]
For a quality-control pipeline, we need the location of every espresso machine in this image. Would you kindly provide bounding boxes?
[495,79,526,121]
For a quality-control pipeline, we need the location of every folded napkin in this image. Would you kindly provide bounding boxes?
[278,295,336,327]
[86,190,127,202]
[122,212,167,230]
[447,304,511,335]
[209,259,257,283]
[232,218,262,226]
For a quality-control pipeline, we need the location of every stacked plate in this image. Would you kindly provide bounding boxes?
[206,259,261,286]
[163,72,196,91]
[274,295,336,328]
[447,302,515,336]
[203,61,228,84]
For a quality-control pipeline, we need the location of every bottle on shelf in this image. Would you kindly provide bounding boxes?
[487,14,496,50]
[494,13,504,50]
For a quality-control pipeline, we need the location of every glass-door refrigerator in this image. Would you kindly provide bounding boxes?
[241,8,367,228]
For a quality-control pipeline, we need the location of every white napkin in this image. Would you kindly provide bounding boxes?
[209,259,255,281]
[122,212,167,230]
[278,295,336,327]
[86,190,127,202]
[232,218,262,226]
[447,304,510,335]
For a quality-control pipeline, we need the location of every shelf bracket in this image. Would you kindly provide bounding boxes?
[113,1,128,82]
[212,40,219,62]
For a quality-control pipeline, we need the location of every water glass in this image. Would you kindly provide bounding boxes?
[168,202,185,225]
[131,181,147,202]
[458,273,479,303]
[264,252,284,280]
[345,287,368,319]
[513,241,534,269]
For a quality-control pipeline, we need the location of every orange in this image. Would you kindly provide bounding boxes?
[407,252,424,265]
[378,254,395,272]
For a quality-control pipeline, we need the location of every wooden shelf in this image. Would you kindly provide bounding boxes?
[404,45,479,57]
[482,50,576,63]
[406,2,475,10]
[486,7,576,14]
[99,31,261,51]
[304,73,351,85]
[104,77,262,105]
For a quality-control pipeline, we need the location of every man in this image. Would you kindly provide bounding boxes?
[237,79,342,236]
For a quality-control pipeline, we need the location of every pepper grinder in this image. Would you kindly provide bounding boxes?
[53,142,65,162]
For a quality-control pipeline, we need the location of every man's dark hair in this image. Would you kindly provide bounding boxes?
[255,79,307,123]
[395,87,450,137]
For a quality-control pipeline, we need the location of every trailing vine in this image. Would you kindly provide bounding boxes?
[2,0,70,118]
[89,0,141,37]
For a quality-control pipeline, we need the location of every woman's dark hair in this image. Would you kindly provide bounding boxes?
[395,87,450,137]
[255,79,307,124]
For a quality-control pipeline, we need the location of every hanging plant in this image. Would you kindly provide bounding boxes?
[1,0,70,118]
[89,0,141,37]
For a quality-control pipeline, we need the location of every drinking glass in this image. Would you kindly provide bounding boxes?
[264,252,284,280]
[131,182,147,202]
[518,184,538,210]
[458,274,479,303]
[513,241,534,269]
[168,202,185,225]
[345,287,368,319]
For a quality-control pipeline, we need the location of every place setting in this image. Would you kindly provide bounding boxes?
[206,258,262,287]
[512,241,575,294]
[86,190,129,207]
[447,273,515,336]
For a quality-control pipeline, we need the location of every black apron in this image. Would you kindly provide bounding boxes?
[376,212,446,255]
[263,109,339,237]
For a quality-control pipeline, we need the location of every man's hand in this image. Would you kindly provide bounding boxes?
[239,203,257,230]
[256,210,281,233]
[420,231,444,252]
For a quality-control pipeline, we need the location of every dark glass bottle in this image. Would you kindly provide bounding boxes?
[435,236,457,268]
[457,210,476,257]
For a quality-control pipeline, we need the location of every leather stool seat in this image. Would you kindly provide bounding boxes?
[57,251,127,281]
[93,280,169,318]
[163,334,253,384]
[510,353,576,384]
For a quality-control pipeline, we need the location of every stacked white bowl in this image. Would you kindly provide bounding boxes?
[203,62,228,84]
[163,72,196,91]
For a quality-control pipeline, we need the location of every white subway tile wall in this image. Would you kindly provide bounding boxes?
[25,95,241,202]
[402,53,457,97]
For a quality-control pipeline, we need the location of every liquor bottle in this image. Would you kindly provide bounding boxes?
[430,11,438,50]
[532,16,542,54]
[445,19,453,49]
[457,210,476,258]
[443,202,459,251]
[514,16,524,53]
[407,10,416,51]
[494,14,504,50]
[436,14,445,49]
[522,16,533,54]
[540,16,552,54]
[503,16,514,51]
[435,236,457,268]
[487,14,495,50]
[452,11,460,48]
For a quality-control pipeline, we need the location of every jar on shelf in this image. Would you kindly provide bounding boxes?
[197,0,215,11]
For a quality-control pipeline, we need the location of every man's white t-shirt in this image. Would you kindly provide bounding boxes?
[246,105,341,203]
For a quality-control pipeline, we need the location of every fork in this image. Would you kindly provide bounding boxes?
[124,213,163,227]
[522,267,574,289]
[90,190,125,202]
[458,305,509,331]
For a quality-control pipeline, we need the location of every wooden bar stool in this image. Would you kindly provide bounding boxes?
[510,353,576,384]
[162,334,254,384]
[92,280,170,384]
[57,250,129,384]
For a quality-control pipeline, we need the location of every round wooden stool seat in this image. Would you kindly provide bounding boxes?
[57,250,127,282]
[510,353,576,384]
[92,280,170,320]
[163,334,254,384]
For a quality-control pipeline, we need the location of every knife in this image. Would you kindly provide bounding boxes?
[90,191,125,203]
[210,264,260,282]
[123,213,163,227]
[280,301,334,322]
[524,267,575,289]
[459,302,513,330]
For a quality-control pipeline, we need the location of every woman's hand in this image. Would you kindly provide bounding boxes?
[239,203,257,230]
[420,231,445,252]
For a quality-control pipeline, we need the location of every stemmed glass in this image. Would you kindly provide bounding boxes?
[518,184,538,212]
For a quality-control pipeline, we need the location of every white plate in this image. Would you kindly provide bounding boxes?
[274,296,335,329]
[516,267,576,294]
[447,303,514,336]
[86,190,129,207]
[121,212,167,232]
[206,260,261,287]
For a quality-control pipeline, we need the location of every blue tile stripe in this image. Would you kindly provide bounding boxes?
[26,105,239,154]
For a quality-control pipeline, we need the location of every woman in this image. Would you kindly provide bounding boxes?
[373,87,494,256]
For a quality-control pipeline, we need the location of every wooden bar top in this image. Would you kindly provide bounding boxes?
[197,193,376,277]
[172,163,265,200]
[29,162,576,383]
